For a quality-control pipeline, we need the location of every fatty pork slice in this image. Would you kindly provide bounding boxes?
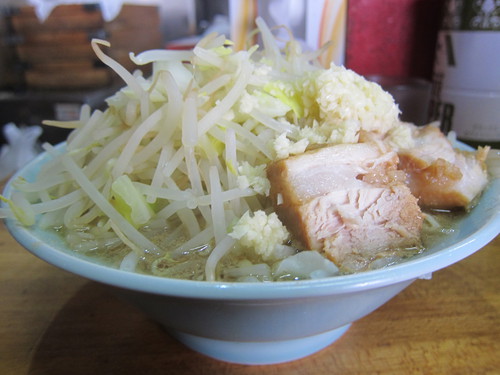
[394,124,489,209]
[267,143,423,267]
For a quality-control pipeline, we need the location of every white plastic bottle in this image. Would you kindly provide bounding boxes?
[429,0,500,148]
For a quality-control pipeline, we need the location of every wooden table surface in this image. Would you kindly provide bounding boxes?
[1,201,499,374]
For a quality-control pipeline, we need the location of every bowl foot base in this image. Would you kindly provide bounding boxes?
[170,324,351,365]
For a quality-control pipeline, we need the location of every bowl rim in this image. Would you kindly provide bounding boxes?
[3,143,500,300]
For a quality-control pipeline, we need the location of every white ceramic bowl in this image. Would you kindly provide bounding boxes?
[3,146,500,365]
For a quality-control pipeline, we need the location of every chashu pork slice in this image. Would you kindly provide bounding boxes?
[391,124,489,209]
[267,143,423,267]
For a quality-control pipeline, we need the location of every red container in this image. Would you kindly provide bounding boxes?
[346,0,445,80]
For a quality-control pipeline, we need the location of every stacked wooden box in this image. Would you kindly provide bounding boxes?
[12,4,107,90]
[11,3,163,91]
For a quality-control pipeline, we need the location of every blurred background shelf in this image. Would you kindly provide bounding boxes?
[6,3,164,91]
[0,2,165,145]
[0,0,444,146]
[0,1,229,145]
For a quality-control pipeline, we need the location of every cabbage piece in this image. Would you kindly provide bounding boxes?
[273,251,339,280]
[111,175,153,227]
[237,89,292,119]
[263,81,304,118]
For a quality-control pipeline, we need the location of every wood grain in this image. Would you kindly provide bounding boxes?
[1,208,499,374]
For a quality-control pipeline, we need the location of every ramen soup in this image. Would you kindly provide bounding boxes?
[58,207,465,282]
[0,18,495,282]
